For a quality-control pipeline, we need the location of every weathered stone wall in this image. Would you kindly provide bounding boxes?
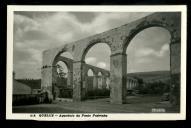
[53,56,73,89]
[41,12,181,105]
[110,53,127,104]
[170,43,181,74]
[170,42,181,106]
[126,77,138,90]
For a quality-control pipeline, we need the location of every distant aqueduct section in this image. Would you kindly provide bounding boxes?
[41,12,181,105]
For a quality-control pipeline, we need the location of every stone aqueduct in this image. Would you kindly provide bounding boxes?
[51,56,138,93]
[53,56,110,90]
[41,12,181,105]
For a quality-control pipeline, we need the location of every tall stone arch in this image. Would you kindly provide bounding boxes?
[41,12,181,105]
[120,12,181,105]
[72,39,112,101]
[81,39,112,62]
[52,56,73,88]
[41,44,74,95]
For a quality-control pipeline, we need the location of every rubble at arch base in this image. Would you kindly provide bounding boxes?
[41,12,181,105]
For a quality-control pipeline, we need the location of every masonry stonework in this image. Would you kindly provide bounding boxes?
[41,12,181,105]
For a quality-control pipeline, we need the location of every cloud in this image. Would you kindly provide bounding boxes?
[85,57,97,64]
[60,52,73,59]
[125,26,170,73]
[136,48,156,57]
[14,14,40,32]
[136,58,152,64]
[27,48,42,63]
[82,12,152,34]
[136,43,169,58]
[97,62,107,69]
[159,44,169,57]
[13,12,153,78]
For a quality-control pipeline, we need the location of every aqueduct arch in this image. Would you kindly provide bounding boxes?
[52,56,73,89]
[41,12,181,105]
[83,64,109,90]
[81,42,112,62]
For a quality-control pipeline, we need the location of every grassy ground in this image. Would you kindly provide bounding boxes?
[13,95,179,113]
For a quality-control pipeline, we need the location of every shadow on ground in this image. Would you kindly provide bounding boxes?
[13,95,179,113]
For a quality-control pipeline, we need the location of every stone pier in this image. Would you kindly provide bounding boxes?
[110,53,127,104]
[41,12,181,105]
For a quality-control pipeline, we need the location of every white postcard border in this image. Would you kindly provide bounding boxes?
[6,5,187,120]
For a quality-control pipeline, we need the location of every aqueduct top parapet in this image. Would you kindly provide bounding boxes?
[52,56,110,77]
[42,12,180,67]
[83,64,110,77]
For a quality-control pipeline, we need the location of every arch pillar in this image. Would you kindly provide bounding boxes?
[126,79,129,90]
[132,81,134,89]
[102,76,107,89]
[170,39,181,106]
[52,65,59,99]
[67,71,73,89]
[134,81,136,88]
[93,73,98,89]
[106,77,110,89]
[128,79,130,89]
[97,76,102,89]
[131,80,134,89]
[73,61,85,101]
[41,65,54,95]
[82,67,91,92]
[83,75,88,91]
[110,53,127,104]
[133,81,135,88]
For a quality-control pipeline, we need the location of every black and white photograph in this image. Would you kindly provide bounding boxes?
[6,5,187,120]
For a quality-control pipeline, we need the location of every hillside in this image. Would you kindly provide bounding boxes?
[16,79,41,89]
[127,70,170,83]
[15,71,170,88]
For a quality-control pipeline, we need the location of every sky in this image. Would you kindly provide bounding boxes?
[13,11,170,79]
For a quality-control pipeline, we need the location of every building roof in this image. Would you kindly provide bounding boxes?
[13,80,32,95]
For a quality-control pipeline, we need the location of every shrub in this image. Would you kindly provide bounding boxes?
[13,94,41,106]
[59,89,73,98]
[86,89,110,98]
[137,81,170,95]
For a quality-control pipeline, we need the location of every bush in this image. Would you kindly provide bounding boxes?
[86,89,110,98]
[13,94,41,106]
[59,89,73,98]
[137,81,170,95]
